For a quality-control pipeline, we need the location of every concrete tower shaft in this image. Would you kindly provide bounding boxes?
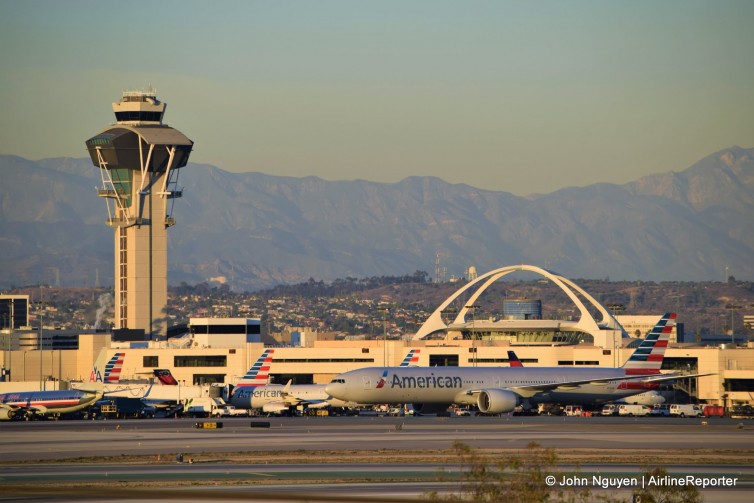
[85,90,193,338]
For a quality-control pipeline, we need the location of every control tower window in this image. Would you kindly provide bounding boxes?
[115,111,162,122]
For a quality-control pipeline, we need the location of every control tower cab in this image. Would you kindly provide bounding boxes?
[85,89,193,338]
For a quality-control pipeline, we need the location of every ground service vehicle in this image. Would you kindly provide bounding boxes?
[564,405,584,416]
[601,404,619,416]
[212,405,247,417]
[703,405,724,417]
[618,404,651,416]
[669,404,703,417]
[650,404,671,417]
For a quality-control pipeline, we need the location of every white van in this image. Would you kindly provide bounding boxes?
[669,404,703,417]
[601,404,619,416]
[618,404,651,416]
[649,404,671,417]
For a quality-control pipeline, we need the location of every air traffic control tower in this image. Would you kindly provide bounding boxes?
[85,90,193,338]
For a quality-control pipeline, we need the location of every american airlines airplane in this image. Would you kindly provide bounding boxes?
[230,348,421,413]
[0,350,123,420]
[325,314,701,414]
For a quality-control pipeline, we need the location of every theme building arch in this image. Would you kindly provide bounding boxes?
[412,264,627,341]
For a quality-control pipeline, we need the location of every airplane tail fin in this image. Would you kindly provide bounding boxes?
[400,349,421,367]
[236,349,274,388]
[507,350,524,367]
[153,369,179,386]
[622,313,675,375]
[88,349,125,383]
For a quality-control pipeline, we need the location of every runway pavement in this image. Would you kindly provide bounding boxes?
[1,415,753,461]
[1,415,753,502]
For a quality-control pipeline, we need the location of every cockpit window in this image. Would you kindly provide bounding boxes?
[330,379,346,384]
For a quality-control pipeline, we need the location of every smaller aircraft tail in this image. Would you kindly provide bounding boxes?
[621,313,675,376]
[400,349,421,367]
[507,350,524,367]
[88,349,126,384]
[236,349,274,388]
[78,348,124,394]
[153,369,179,386]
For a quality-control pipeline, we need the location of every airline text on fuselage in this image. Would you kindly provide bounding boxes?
[253,389,284,399]
[390,374,463,389]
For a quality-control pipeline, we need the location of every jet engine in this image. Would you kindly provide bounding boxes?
[262,403,290,414]
[0,407,15,421]
[305,401,329,409]
[477,389,518,414]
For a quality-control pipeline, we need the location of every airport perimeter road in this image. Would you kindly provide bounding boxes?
[2,416,753,502]
[1,415,753,462]
[2,462,754,502]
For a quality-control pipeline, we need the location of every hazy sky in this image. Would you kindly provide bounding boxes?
[1,1,753,195]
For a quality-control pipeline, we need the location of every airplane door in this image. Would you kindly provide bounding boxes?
[362,376,372,389]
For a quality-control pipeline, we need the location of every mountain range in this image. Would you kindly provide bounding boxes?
[1,147,753,291]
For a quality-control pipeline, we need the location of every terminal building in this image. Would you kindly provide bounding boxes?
[0,295,29,331]
[0,331,751,409]
[1,265,753,409]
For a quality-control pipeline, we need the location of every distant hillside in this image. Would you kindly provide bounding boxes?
[1,147,753,290]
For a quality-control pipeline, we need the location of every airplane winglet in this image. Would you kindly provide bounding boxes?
[282,379,293,395]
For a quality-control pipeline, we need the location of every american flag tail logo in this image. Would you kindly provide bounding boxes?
[376,369,389,389]
[623,313,675,376]
[236,349,275,388]
[400,349,421,367]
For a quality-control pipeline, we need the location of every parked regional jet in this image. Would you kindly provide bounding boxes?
[508,350,524,367]
[152,369,179,386]
[0,350,124,420]
[325,314,706,414]
[230,348,421,413]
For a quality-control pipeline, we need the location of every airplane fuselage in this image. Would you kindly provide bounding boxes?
[326,366,657,408]
[0,390,102,418]
[231,384,350,410]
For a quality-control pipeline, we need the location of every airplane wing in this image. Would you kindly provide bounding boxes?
[73,381,105,396]
[262,401,292,414]
[298,399,329,409]
[25,405,50,415]
[465,372,716,399]
[275,380,334,409]
[462,375,634,399]
[141,399,176,409]
[635,372,716,383]
[277,380,306,406]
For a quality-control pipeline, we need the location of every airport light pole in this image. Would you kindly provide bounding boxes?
[38,287,43,391]
[606,303,624,366]
[1,319,6,383]
[378,306,389,366]
[6,300,11,381]
[726,304,741,346]
[466,304,478,367]
[1,313,7,382]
